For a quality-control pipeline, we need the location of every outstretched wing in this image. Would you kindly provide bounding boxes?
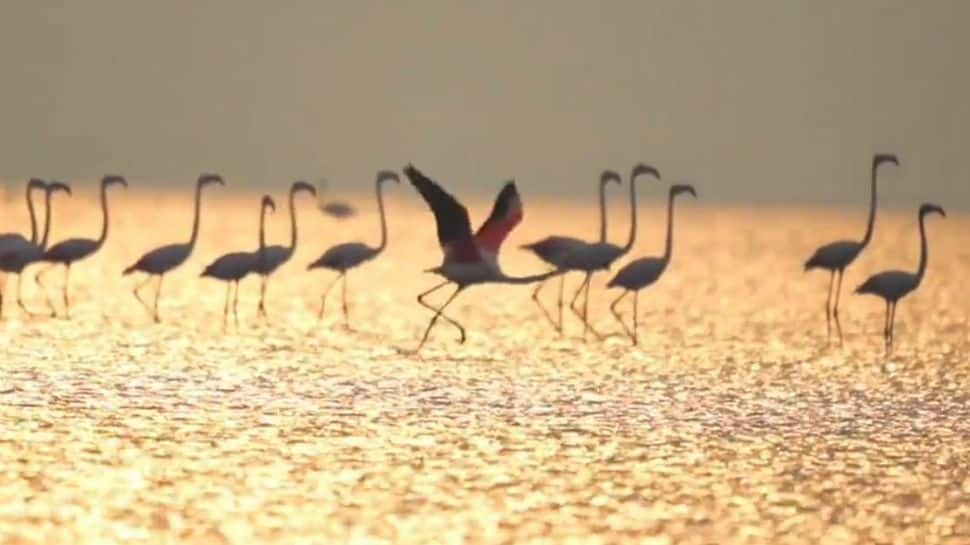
[474,181,523,253]
[403,164,473,251]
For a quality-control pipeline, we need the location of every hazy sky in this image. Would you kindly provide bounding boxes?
[1,1,968,208]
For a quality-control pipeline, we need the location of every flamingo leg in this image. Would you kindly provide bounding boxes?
[416,284,465,351]
[232,280,241,330]
[0,273,6,318]
[632,290,639,346]
[582,274,604,341]
[530,277,560,333]
[62,264,71,319]
[568,273,604,340]
[557,274,565,334]
[33,264,57,317]
[341,272,350,327]
[16,274,40,316]
[609,290,635,342]
[222,282,231,330]
[152,275,163,323]
[317,273,344,320]
[833,269,845,345]
[824,271,834,342]
[257,275,268,320]
[882,299,890,346]
[132,274,153,316]
[888,301,898,351]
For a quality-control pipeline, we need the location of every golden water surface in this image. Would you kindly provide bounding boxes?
[0,189,968,544]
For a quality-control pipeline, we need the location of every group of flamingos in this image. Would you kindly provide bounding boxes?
[0,154,945,352]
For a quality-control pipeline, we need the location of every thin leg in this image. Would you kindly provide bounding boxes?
[883,300,891,345]
[568,273,604,340]
[0,273,6,318]
[153,275,163,323]
[416,281,465,338]
[556,274,565,334]
[833,269,844,345]
[222,282,231,329]
[415,285,465,351]
[232,281,241,329]
[825,271,834,342]
[132,274,154,316]
[17,274,39,316]
[530,278,559,333]
[609,290,634,342]
[34,264,56,317]
[582,274,604,341]
[341,273,350,327]
[258,275,268,320]
[632,290,639,346]
[888,301,898,351]
[317,273,343,320]
[62,264,71,319]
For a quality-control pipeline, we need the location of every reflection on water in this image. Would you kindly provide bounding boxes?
[0,193,967,544]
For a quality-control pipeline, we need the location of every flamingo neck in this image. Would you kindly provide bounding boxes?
[40,192,55,249]
[188,181,204,248]
[598,181,609,243]
[26,184,38,244]
[915,210,930,285]
[259,203,270,250]
[662,192,677,263]
[375,180,389,252]
[499,269,562,285]
[621,173,638,254]
[861,160,879,247]
[95,181,111,246]
[287,188,299,252]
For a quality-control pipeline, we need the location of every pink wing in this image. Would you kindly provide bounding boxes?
[474,181,523,254]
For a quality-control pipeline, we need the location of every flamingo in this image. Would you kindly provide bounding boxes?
[201,195,276,329]
[123,174,224,322]
[403,164,562,352]
[520,171,620,333]
[33,175,128,317]
[0,181,72,316]
[804,153,899,343]
[561,163,662,339]
[855,203,945,353]
[0,178,46,253]
[254,180,316,319]
[307,170,399,326]
[607,184,697,345]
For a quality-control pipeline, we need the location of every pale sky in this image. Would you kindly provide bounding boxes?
[1,1,968,208]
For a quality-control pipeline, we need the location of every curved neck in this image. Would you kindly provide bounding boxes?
[26,184,38,244]
[375,181,389,252]
[95,182,111,246]
[621,175,638,253]
[597,182,608,242]
[662,193,678,263]
[40,192,55,249]
[861,161,879,246]
[188,182,204,248]
[915,212,930,285]
[259,204,270,250]
[287,189,299,252]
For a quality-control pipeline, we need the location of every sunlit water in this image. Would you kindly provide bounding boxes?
[1,189,968,544]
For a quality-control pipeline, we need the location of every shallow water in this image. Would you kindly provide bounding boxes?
[0,191,968,544]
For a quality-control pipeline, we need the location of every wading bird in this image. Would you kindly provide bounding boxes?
[804,153,899,343]
[0,181,72,316]
[34,175,128,317]
[521,171,620,333]
[254,180,316,319]
[403,164,561,352]
[0,178,46,253]
[855,203,945,353]
[607,184,697,345]
[562,164,662,339]
[123,174,224,322]
[201,195,275,329]
[307,170,399,326]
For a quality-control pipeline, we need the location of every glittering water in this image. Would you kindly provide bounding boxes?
[0,191,968,544]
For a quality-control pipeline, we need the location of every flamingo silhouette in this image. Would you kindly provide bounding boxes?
[403,164,561,352]
[561,163,662,339]
[34,175,128,317]
[855,203,945,353]
[521,171,620,333]
[254,180,316,319]
[123,174,224,322]
[0,178,46,253]
[804,153,899,343]
[0,181,72,316]
[201,195,276,329]
[607,184,697,345]
[307,170,399,326]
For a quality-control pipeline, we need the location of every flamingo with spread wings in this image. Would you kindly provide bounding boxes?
[403,164,561,351]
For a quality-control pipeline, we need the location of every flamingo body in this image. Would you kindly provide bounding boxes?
[308,242,376,272]
[124,243,191,276]
[803,240,862,271]
[608,257,667,291]
[201,252,258,281]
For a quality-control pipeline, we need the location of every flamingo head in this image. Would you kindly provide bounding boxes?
[600,170,621,187]
[262,195,276,213]
[102,175,128,189]
[671,184,697,199]
[919,203,945,219]
[291,180,317,198]
[376,170,400,185]
[27,178,46,191]
[631,163,661,181]
[874,153,899,168]
[47,181,72,196]
[198,173,225,188]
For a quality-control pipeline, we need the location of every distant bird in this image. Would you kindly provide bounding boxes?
[253,180,316,319]
[403,164,562,351]
[561,163,662,339]
[123,174,224,322]
[201,195,276,329]
[855,203,945,353]
[0,178,46,253]
[607,184,697,345]
[804,153,899,343]
[320,201,357,219]
[521,171,620,333]
[307,170,399,326]
[0,181,72,316]
[33,175,128,318]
